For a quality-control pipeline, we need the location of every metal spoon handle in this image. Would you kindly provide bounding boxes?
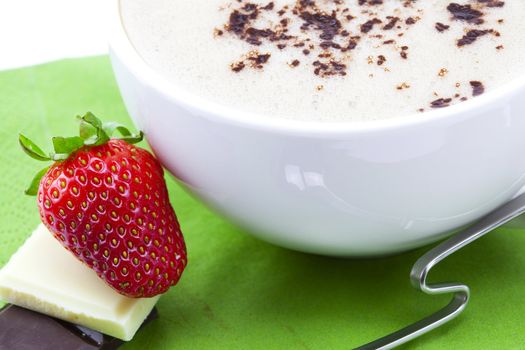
[356,192,525,350]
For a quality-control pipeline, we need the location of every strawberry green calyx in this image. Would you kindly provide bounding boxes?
[19,112,144,196]
[24,166,51,196]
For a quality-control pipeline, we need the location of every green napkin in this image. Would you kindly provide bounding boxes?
[1,56,524,349]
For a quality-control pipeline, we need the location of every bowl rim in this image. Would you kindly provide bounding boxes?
[109,0,525,135]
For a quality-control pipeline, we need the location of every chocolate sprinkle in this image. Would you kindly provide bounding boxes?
[361,18,382,33]
[457,29,492,47]
[431,98,453,108]
[470,80,485,96]
[231,51,272,72]
[447,3,484,25]
[405,17,417,25]
[435,22,450,32]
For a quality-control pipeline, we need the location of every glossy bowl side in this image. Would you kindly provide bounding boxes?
[109,0,525,256]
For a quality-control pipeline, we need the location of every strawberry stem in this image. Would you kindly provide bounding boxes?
[20,112,144,196]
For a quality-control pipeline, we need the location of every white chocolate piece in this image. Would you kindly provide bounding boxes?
[0,224,159,341]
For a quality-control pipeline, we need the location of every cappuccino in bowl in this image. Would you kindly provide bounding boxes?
[111,0,525,256]
[120,0,524,122]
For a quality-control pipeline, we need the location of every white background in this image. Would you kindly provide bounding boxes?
[0,0,108,70]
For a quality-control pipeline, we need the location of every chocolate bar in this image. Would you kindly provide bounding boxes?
[0,304,157,349]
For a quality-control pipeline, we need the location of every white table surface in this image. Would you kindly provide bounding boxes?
[0,0,108,70]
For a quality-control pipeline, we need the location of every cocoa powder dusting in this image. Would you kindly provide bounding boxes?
[219,0,435,77]
[216,0,506,110]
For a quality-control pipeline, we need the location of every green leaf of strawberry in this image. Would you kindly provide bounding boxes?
[19,113,145,192]
[21,113,187,298]
[25,166,51,196]
[52,136,85,160]
[19,134,51,161]
[79,112,110,145]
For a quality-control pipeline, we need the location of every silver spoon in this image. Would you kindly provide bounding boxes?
[355,192,525,349]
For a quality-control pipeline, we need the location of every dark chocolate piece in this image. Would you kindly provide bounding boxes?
[0,305,158,350]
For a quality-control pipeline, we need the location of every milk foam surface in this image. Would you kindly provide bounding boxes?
[120,0,525,122]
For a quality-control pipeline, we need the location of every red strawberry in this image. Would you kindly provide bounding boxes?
[20,113,187,298]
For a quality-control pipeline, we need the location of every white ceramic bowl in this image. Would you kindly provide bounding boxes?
[108,1,525,256]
